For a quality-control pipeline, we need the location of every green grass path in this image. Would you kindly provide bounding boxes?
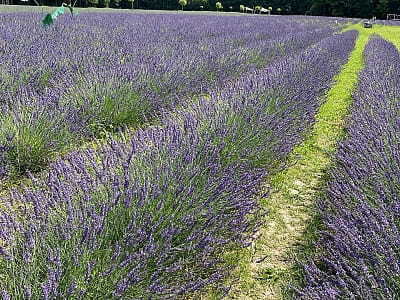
[226,26,373,300]
[353,23,400,50]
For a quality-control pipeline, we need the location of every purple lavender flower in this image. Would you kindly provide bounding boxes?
[0,14,356,299]
[0,12,341,176]
[296,36,400,299]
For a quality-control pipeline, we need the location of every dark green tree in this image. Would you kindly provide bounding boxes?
[330,0,345,16]
[98,0,110,7]
[87,0,98,7]
[110,0,120,8]
[310,0,330,15]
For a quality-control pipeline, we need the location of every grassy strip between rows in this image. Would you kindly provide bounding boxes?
[222,25,371,300]
[362,22,400,50]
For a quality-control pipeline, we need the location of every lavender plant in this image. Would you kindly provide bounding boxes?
[64,79,152,136]
[0,12,341,176]
[376,19,400,26]
[0,117,267,299]
[0,96,74,176]
[0,29,357,298]
[295,36,400,299]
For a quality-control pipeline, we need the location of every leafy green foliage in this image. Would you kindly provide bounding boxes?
[98,0,111,8]
[88,0,99,7]
[0,106,73,176]
[179,0,187,10]
[68,81,153,137]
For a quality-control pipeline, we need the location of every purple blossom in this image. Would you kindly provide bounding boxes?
[296,36,400,299]
[0,12,340,177]
[0,13,357,299]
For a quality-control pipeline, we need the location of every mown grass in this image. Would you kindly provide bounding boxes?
[345,22,400,50]
[225,25,375,300]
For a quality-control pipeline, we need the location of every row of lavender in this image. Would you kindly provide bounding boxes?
[296,36,400,299]
[0,30,358,299]
[0,13,340,177]
[376,20,400,26]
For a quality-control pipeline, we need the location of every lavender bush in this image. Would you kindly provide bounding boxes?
[0,29,357,299]
[375,19,400,26]
[182,30,358,172]
[0,12,341,176]
[295,36,400,299]
[0,123,266,299]
[0,95,74,174]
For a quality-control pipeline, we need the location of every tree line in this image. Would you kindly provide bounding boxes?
[14,0,400,19]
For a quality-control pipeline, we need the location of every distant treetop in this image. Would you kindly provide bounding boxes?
[13,0,400,18]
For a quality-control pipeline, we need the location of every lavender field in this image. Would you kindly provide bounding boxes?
[0,12,346,177]
[0,9,399,300]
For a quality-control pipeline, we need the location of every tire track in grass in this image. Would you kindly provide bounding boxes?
[226,27,370,300]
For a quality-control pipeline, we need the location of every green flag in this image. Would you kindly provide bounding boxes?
[42,3,77,28]
[64,4,78,16]
[42,13,54,27]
